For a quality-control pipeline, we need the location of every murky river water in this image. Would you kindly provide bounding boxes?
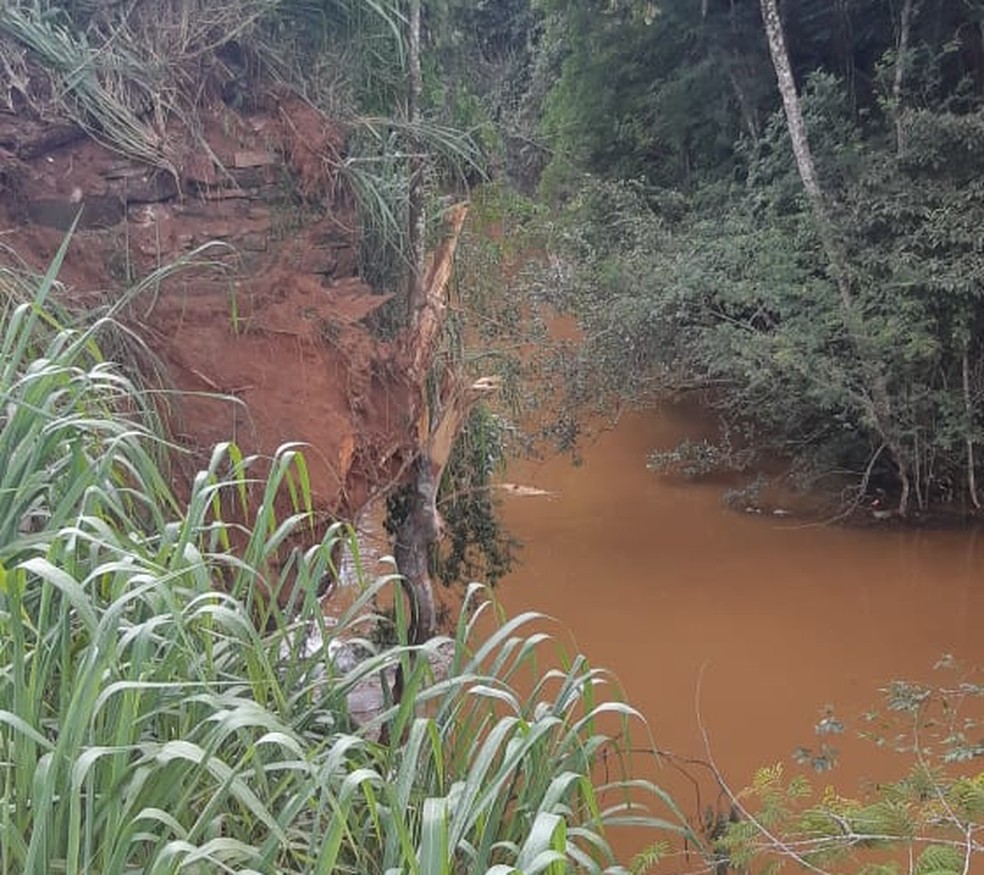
[496,405,984,857]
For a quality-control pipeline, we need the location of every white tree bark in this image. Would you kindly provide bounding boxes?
[893,0,915,156]
[758,0,911,515]
[758,0,823,203]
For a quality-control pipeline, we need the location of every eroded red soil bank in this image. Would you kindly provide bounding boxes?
[1,97,414,522]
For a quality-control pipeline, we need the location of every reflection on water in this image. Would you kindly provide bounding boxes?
[497,406,984,858]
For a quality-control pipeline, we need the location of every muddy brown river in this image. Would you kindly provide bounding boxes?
[496,405,984,858]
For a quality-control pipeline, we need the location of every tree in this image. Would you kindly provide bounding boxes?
[392,1,504,643]
[407,0,425,304]
[513,0,984,514]
[759,0,914,515]
[395,204,502,643]
[533,0,770,191]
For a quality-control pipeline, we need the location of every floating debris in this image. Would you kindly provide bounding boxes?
[496,483,556,498]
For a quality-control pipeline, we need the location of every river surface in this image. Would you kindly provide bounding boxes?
[496,405,984,857]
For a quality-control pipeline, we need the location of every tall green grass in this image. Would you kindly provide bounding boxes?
[0,242,692,873]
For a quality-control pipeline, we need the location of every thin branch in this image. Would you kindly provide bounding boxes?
[694,663,836,875]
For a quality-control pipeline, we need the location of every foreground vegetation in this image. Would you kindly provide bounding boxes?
[712,666,984,875]
[0,239,694,872]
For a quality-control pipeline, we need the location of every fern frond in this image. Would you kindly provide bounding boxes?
[631,841,670,874]
[914,843,964,875]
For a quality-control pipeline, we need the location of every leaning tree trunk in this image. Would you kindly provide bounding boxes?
[758,0,823,202]
[759,0,912,516]
[396,204,500,644]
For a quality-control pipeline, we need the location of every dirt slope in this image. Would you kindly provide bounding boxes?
[0,94,413,524]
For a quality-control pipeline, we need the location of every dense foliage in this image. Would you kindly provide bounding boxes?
[452,0,984,515]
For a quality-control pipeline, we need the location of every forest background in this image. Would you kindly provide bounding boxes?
[465,0,984,521]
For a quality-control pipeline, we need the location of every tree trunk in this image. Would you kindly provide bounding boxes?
[395,458,439,645]
[964,348,981,510]
[830,0,856,115]
[758,0,824,203]
[395,373,499,644]
[388,3,500,651]
[759,0,911,516]
[893,0,915,156]
[395,204,500,644]
[406,0,425,312]
[727,65,760,144]
[725,1,760,143]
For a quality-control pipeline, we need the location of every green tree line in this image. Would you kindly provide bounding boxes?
[438,0,984,517]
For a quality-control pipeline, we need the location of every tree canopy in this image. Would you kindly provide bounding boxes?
[459,0,984,515]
